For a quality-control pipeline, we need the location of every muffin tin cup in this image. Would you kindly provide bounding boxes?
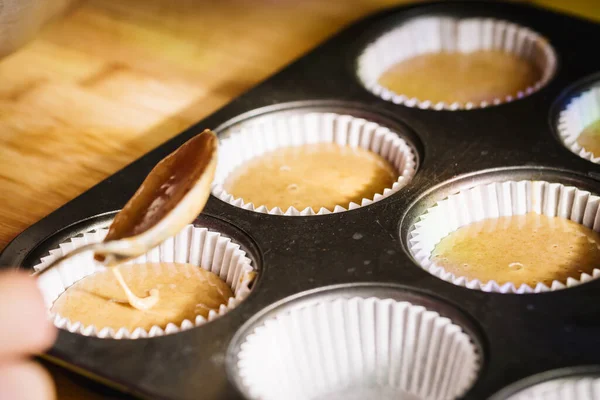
[505,377,600,399]
[557,84,600,163]
[408,180,600,293]
[490,367,600,400]
[357,16,557,110]
[35,224,256,339]
[230,287,480,400]
[212,111,417,215]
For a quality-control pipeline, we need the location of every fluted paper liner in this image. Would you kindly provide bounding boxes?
[557,84,600,163]
[34,224,255,339]
[234,297,479,400]
[408,180,600,293]
[357,17,556,110]
[503,376,600,400]
[212,111,416,215]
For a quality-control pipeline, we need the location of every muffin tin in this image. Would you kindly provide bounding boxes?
[2,1,600,399]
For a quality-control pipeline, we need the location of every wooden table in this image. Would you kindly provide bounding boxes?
[0,0,597,398]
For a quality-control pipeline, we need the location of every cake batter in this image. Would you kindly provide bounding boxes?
[51,262,233,331]
[223,143,398,211]
[378,50,541,105]
[431,213,600,286]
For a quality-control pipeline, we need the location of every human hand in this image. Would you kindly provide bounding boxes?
[0,271,57,400]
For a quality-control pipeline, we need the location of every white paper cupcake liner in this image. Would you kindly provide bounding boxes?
[212,111,417,216]
[503,376,600,400]
[34,224,255,339]
[408,180,600,293]
[234,297,479,400]
[357,17,556,110]
[557,83,600,163]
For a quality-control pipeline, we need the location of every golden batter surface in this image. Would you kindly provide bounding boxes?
[378,50,541,105]
[431,213,600,286]
[51,263,233,331]
[576,119,600,157]
[223,143,398,211]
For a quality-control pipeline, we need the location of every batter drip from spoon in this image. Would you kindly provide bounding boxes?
[111,268,160,311]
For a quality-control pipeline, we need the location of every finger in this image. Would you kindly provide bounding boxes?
[0,271,56,358]
[0,359,56,400]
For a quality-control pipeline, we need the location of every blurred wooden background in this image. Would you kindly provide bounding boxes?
[0,0,598,398]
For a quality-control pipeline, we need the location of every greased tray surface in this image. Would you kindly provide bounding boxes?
[3,1,600,399]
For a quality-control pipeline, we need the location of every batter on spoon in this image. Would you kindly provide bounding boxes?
[96,130,219,311]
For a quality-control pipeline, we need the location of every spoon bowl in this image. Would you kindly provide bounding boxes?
[34,130,219,308]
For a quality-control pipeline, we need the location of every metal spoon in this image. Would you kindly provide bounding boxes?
[35,129,218,310]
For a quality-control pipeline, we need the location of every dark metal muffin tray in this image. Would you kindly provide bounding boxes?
[3,1,600,399]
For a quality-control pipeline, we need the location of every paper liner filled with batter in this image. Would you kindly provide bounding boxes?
[408,180,600,293]
[212,111,417,216]
[357,17,556,110]
[234,296,479,400]
[557,83,600,164]
[34,224,255,339]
